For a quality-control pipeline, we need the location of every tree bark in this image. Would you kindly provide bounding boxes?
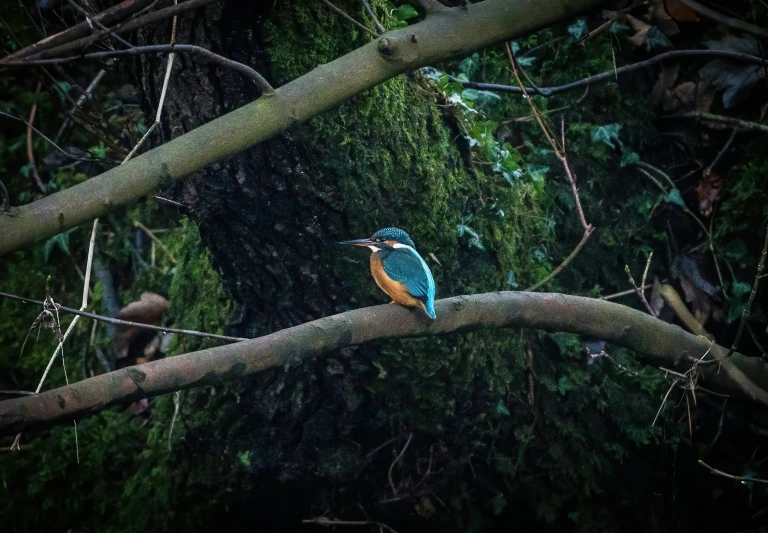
[1,292,764,435]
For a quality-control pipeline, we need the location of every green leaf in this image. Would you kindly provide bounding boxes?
[702,36,765,108]
[732,281,752,299]
[568,19,588,41]
[620,147,640,167]
[458,53,479,78]
[89,142,106,159]
[43,231,73,262]
[590,123,621,149]
[644,26,671,51]
[526,164,549,182]
[506,270,519,288]
[666,189,686,209]
[495,400,510,416]
[394,4,418,21]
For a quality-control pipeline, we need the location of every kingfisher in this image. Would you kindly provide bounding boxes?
[340,227,436,319]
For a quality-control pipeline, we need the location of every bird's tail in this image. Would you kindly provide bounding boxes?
[425,299,436,320]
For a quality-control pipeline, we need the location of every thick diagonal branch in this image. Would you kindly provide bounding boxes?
[0,0,604,257]
[2,292,767,436]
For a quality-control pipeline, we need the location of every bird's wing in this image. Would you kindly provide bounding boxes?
[382,246,435,301]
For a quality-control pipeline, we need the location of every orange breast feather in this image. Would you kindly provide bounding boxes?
[370,254,426,312]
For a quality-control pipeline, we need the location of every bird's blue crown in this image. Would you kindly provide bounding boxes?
[372,227,416,248]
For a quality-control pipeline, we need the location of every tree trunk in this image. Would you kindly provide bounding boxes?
[111,1,664,529]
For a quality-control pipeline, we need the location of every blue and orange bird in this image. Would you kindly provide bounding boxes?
[340,227,436,319]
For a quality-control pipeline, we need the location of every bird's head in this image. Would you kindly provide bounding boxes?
[339,227,416,251]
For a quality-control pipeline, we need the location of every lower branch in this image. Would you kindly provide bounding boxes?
[2,291,767,436]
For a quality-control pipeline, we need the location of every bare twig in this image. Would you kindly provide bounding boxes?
[67,0,136,50]
[0,178,10,212]
[55,65,110,143]
[320,0,378,37]
[10,218,98,451]
[652,380,677,426]
[708,129,737,173]
[725,223,768,360]
[359,0,385,33]
[168,390,181,450]
[525,230,594,291]
[303,517,399,533]
[599,285,652,300]
[1,45,274,94]
[626,263,656,316]
[679,0,768,38]
[663,112,768,134]
[0,291,246,343]
[455,50,768,97]
[133,220,177,264]
[711,396,727,447]
[26,81,47,194]
[388,432,413,496]
[0,110,97,162]
[576,0,646,45]
[699,460,768,485]
[505,43,594,292]
[1,0,153,61]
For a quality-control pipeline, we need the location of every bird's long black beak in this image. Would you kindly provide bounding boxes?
[339,238,374,247]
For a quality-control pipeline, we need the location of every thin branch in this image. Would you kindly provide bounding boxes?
[455,50,768,97]
[320,0,378,37]
[625,263,656,316]
[388,432,413,496]
[26,81,47,194]
[708,129,737,173]
[1,44,274,94]
[679,0,768,38]
[0,291,247,343]
[0,110,95,162]
[0,179,9,212]
[67,0,136,50]
[303,517,399,533]
[576,0,646,45]
[524,229,594,291]
[699,460,768,485]
[505,43,594,292]
[55,64,110,143]
[725,223,768,359]
[1,0,153,61]
[359,0,385,33]
[599,285,652,300]
[663,112,768,134]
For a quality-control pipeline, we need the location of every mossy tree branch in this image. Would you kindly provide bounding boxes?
[0,0,604,257]
[2,292,768,436]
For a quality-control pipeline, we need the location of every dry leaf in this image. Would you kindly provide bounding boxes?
[696,168,724,217]
[652,63,680,103]
[664,0,699,21]
[679,276,712,325]
[114,292,169,360]
[649,0,681,36]
[626,14,652,47]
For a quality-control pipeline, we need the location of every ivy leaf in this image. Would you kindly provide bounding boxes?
[526,164,549,182]
[620,147,640,167]
[591,123,622,149]
[702,36,766,108]
[727,302,745,324]
[459,53,479,79]
[568,18,588,41]
[644,26,672,51]
[506,270,519,288]
[43,230,73,263]
[732,281,751,299]
[495,400,511,416]
[666,188,686,208]
[394,4,419,21]
[89,142,106,159]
